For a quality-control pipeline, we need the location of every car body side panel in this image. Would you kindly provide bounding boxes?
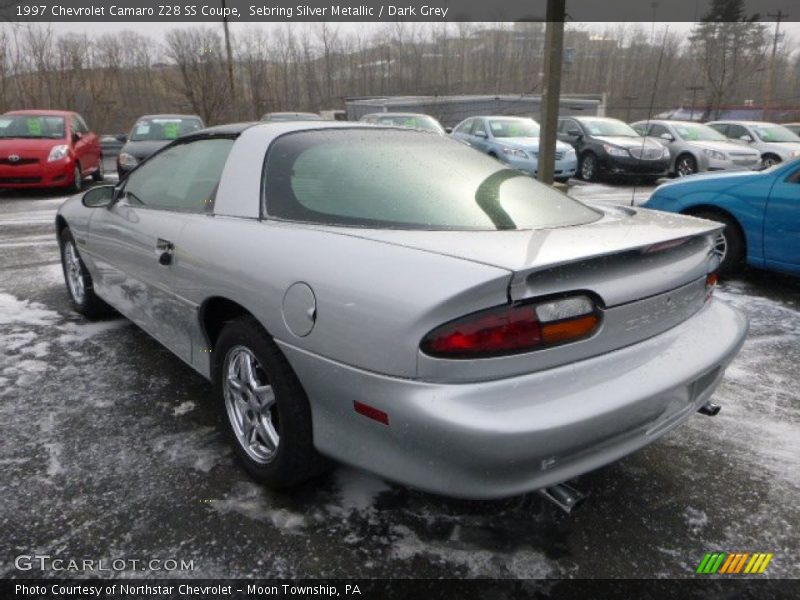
[170,216,512,379]
[763,167,800,270]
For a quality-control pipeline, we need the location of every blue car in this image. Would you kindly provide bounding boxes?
[643,159,800,276]
[451,116,577,183]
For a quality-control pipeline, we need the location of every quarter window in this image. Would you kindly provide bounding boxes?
[122,138,234,213]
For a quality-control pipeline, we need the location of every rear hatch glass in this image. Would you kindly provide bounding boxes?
[263,128,600,230]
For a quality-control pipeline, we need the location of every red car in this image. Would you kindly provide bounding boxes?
[0,110,103,191]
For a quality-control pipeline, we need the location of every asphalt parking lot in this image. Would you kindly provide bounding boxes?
[1,181,798,579]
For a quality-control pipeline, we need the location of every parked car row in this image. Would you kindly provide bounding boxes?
[356,111,800,183]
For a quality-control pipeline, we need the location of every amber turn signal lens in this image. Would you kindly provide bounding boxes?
[541,314,600,344]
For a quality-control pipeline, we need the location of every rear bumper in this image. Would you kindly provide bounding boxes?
[0,159,73,188]
[279,298,747,499]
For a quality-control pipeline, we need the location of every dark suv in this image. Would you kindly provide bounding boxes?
[557,116,670,182]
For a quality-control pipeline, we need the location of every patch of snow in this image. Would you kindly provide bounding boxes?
[43,442,64,477]
[173,401,196,416]
[389,524,556,578]
[211,482,306,533]
[56,319,129,343]
[330,468,390,515]
[0,293,60,326]
[684,507,708,534]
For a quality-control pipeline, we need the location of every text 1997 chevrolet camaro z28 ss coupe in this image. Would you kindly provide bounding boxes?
[56,122,747,503]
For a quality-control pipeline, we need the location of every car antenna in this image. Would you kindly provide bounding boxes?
[633,25,670,207]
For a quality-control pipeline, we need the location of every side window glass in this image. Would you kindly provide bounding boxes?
[455,119,472,134]
[709,123,728,137]
[729,125,749,140]
[123,138,234,213]
[649,124,667,138]
[471,120,487,136]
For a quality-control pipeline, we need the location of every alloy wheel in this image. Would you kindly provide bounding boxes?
[64,241,86,304]
[676,157,696,177]
[224,346,280,464]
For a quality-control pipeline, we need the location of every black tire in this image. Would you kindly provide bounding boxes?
[691,210,745,276]
[59,228,109,317]
[761,154,781,168]
[71,163,83,193]
[213,316,327,488]
[675,154,698,177]
[92,156,104,182]
[579,152,599,182]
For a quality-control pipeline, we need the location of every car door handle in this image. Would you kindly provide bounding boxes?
[156,238,174,266]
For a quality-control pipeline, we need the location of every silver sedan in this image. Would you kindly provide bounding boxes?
[56,122,747,501]
[631,120,761,176]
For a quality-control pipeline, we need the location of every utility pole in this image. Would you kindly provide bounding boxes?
[537,0,566,186]
[623,95,637,122]
[221,0,236,106]
[762,10,787,121]
[686,85,704,121]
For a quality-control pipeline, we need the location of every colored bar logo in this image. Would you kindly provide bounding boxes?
[696,552,773,574]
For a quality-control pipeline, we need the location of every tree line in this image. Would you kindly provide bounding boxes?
[0,12,797,132]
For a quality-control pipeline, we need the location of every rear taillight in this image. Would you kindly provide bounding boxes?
[705,272,718,302]
[421,294,600,359]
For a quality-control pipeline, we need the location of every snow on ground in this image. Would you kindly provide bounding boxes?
[1,186,798,579]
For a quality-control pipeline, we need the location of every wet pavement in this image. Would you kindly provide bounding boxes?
[1,183,798,579]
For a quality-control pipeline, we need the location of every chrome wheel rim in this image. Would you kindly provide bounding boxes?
[64,241,85,304]
[677,158,695,177]
[224,346,279,464]
[581,157,594,179]
[73,166,82,191]
[712,231,727,264]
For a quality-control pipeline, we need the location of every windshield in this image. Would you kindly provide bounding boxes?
[674,123,728,142]
[264,129,600,230]
[129,117,204,142]
[488,119,540,138]
[370,115,444,133]
[0,115,65,139]
[752,124,800,143]
[581,119,638,137]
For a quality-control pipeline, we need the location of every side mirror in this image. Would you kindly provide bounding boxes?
[82,185,115,208]
[474,130,487,138]
[567,129,582,139]
[116,133,128,143]
[444,127,453,134]
[660,132,675,141]
[739,134,753,142]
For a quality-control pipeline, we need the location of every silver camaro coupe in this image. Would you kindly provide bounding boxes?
[56,122,747,503]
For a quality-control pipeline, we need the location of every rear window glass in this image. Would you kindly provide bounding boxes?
[263,129,600,230]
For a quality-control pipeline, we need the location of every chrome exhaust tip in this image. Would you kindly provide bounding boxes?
[698,402,721,416]
[537,482,587,514]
